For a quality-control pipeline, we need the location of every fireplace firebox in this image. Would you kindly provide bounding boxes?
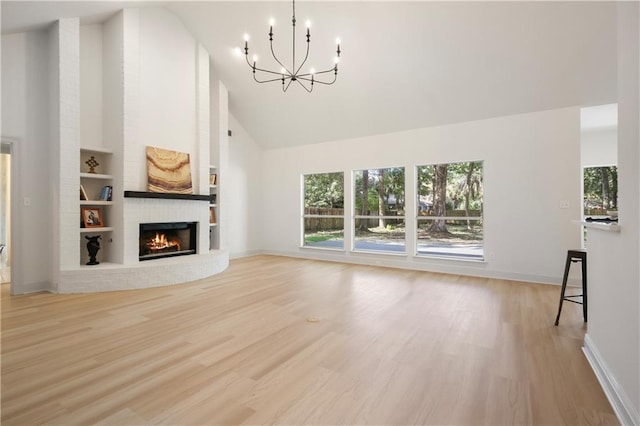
[139,222,197,261]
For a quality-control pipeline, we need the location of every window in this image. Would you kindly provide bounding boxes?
[416,161,483,260]
[353,167,405,253]
[302,172,344,249]
[582,165,618,247]
[583,166,618,216]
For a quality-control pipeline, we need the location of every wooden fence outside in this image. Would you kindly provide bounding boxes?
[304,207,344,231]
[304,207,483,232]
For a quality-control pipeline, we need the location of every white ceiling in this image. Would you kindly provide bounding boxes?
[2,1,618,149]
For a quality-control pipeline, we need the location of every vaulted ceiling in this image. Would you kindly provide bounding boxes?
[2,1,618,149]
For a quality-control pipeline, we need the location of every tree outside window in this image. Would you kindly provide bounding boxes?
[353,167,406,253]
[302,172,344,249]
[583,166,618,215]
[416,161,483,260]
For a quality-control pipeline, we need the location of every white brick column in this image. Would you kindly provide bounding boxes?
[197,44,211,253]
[53,18,81,274]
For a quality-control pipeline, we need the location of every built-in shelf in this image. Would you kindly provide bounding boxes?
[124,191,209,201]
[209,165,218,250]
[80,200,114,206]
[80,146,113,155]
[80,227,114,233]
[80,172,113,180]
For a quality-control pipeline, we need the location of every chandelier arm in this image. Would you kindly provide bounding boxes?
[307,77,336,86]
[269,40,292,75]
[295,78,313,93]
[254,66,289,76]
[254,74,289,84]
[297,74,336,85]
[294,38,311,76]
[283,78,294,92]
[245,55,287,77]
[307,66,338,76]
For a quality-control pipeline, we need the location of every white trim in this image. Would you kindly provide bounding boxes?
[416,216,483,221]
[583,334,640,426]
[415,253,486,263]
[261,249,568,285]
[300,245,345,252]
[353,215,407,220]
[229,249,263,260]
[18,280,51,294]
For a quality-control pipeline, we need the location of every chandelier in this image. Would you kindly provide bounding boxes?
[241,0,341,93]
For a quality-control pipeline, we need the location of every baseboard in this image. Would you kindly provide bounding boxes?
[259,249,566,286]
[583,334,640,426]
[12,280,51,295]
[229,250,264,260]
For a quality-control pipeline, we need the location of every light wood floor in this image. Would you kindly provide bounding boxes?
[1,255,617,425]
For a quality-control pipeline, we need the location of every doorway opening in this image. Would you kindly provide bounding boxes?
[1,142,11,284]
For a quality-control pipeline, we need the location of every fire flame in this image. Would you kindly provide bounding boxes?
[147,232,181,251]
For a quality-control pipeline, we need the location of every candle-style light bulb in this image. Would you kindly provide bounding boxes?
[336,37,341,45]
[252,54,258,63]
[305,20,311,28]
[334,56,340,64]
[309,68,316,75]
[269,18,275,26]
[280,67,287,75]
[244,33,250,42]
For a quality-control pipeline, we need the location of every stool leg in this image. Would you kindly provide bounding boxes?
[555,253,572,326]
[582,256,587,322]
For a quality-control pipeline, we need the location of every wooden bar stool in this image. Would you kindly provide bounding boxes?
[554,249,587,325]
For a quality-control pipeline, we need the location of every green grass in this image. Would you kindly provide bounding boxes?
[305,222,483,245]
[304,230,344,244]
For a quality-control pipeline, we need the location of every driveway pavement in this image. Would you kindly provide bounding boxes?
[307,239,483,259]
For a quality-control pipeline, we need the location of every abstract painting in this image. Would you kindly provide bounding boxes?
[146,146,193,194]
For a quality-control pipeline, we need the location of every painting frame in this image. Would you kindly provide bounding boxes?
[81,207,104,228]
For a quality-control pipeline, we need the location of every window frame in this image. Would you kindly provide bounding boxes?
[301,171,346,251]
[352,167,407,254]
[415,161,484,261]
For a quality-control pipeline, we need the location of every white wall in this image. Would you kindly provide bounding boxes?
[80,24,103,148]
[581,127,617,167]
[228,113,263,257]
[1,31,52,293]
[261,107,582,284]
[584,3,640,424]
[134,7,198,193]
